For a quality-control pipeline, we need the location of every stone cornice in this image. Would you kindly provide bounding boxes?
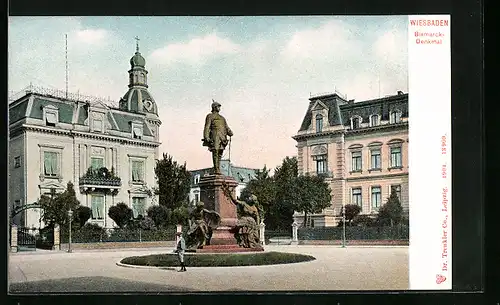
[20,124,161,148]
[292,121,408,141]
[346,171,408,181]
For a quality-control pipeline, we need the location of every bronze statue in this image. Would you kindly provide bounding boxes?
[202,100,233,174]
[186,201,221,249]
[222,183,261,248]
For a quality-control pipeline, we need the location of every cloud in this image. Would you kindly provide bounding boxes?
[150,33,241,65]
[75,28,109,45]
[281,20,362,61]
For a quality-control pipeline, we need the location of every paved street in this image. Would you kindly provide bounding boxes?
[8,245,408,292]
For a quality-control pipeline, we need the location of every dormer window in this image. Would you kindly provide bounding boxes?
[315,114,323,133]
[43,105,59,127]
[131,121,143,139]
[194,174,200,185]
[370,115,380,127]
[351,116,362,129]
[390,110,402,124]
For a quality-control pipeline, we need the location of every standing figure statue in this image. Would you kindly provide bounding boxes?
[186,201,221,250]
[202,100,233,174]
[222,183,261,248]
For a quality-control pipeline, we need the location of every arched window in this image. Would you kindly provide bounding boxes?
[390,110,402,124]
[370,114,380,127]
[316,114,323,133]
[351,116,362,129]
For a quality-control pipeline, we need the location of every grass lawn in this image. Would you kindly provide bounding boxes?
[120,251,316,267]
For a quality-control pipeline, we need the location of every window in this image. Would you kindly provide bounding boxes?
[390,147,402,168]
[194,174,200,185]
[391,185,402,200]
[351,117,360,129]
[132,197,146,218]
[351,151,362,171]
[14,156,21,168]
[45,112,57,126]
[131,160,144,182]
[370,149,381,169]
[370,115,380,127]
[371,186,382,210]
[91,157,104,170]
[133,125,143,139]
[314,154,327,174]
[194,193,200,203]
[93,119,103,132]
[352,188,362,206]
[43,151,59,177]
[390,111,402,124]
[316,114,323,133]
[91,195,104,220]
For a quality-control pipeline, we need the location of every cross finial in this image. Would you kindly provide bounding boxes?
[134,36,140,53]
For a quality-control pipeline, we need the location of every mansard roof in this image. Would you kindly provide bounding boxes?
[8,93,154,137]
[189,160,258,186]
[297,91,408,131]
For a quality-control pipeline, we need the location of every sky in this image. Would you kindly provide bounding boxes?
[8,16,408,172]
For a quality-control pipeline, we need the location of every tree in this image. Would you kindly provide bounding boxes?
[75,206,92,228]
[344,204,362,225]
[240,166,276,224]
[39,182,80,228]
[108,202,133,228]
[155,153,191,211]
[271,157,299,230]
[147,204,171,228]
[293,174,332,227]
[377,190,403,227]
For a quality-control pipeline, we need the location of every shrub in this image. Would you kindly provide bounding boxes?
[351,214,376,227]
[139,216,156,230]
[75,206,92,228]
[72,223,107,243]
[147,205,171,228]
[120,251,316,267]
[108,202,133,228]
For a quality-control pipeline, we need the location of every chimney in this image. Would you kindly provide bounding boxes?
[397,90,404,95]
[348,99,355,104]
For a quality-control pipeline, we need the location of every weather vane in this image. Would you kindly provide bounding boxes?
[134,36,140,52]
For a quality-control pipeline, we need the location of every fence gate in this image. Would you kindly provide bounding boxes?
[17,227,38,251]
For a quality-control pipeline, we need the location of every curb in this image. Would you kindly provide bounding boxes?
[116,261,177,270]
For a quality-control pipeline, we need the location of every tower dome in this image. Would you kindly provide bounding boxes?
[119,37,158,116]
[130,52,146,68]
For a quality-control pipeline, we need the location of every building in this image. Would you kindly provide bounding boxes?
[8,43,161,229]
[292,90,409,227]
[188,159,258,204]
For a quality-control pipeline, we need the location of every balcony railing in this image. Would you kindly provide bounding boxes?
[79,167,122,187]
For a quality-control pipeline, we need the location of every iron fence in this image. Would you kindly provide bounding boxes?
[264,229,292,245]
[298,225,409,241]
[60,227,179,244]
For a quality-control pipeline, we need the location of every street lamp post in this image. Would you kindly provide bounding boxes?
[68,210,73,253]
[341,205,346,248]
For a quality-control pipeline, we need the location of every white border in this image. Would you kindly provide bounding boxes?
[408,15,452,290]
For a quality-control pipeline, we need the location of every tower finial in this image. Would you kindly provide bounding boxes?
[134,36,140,53]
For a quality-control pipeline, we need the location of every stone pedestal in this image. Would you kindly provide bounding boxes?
[291,222,299,245]
[199,174,239,246]
[53,224,60,251]
[10,225,18,253]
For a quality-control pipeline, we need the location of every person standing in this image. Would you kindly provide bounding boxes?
[202,100,233,174]
[176,231,187,272]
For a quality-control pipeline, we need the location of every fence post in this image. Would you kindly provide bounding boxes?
[139,228,142,242]
[53,224,60,250]
[259,221,265,246]
[176,224,182,245]
[11,225,18,253]
[291,222,299,245]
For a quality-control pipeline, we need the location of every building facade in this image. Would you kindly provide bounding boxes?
[8,44,161,229]
[292,91,409,227]
[188,159,258,205]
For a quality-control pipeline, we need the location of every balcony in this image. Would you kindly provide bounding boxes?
[79,167,121,193]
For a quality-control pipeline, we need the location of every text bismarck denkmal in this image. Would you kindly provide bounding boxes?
[415,31,445,45]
